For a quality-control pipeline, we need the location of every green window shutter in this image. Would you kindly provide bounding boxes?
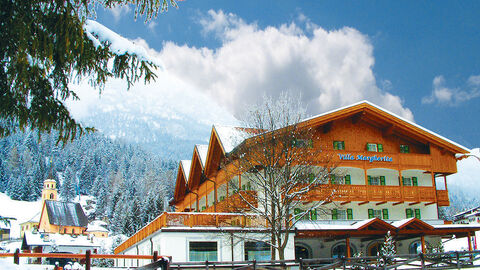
[247,182,252,190]
[368,175,372,185]
[341,141,345,150]
[242,184,246,190]
[402,176,405,185]
[405,145,409,153]
[311,209,317,220]
[380,176,386,186]
[415,209,421,219]
[309,173,315,183]
[368,209,374,219]
[220,196,225,201]
[406,208,413,218]
[330,175,335,184]
[378,144,384,152]
[366,143,370,151]
[382,209,389,220]
[345,175,351,185]
[294,208,301,220]
[332,209,338,220]
[347,209,353,220]
[412,177,418,186]
[333,141,338,150]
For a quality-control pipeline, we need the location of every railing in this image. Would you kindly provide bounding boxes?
[308,184,444,203]
[436,190,450,206]
[115,212,264,255]
[168,250,480,269]
[204,190,258,212]
[0,249,167,270]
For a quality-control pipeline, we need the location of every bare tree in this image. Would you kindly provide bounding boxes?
[221,92,337,260]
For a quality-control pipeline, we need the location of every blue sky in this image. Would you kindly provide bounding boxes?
[92,1,480,148]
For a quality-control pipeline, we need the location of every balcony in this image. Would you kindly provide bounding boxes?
[204,190,258,213]
[115,211,264,254]
[307,184,446,204]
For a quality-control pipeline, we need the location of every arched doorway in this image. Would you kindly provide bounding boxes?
[331,243,355,258]
[409,241,424,254]
[367,242,383,256]
[295,244,311,259]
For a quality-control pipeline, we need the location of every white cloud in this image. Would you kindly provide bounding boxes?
[156,10,414,120]
[422,75,480,106]
[109,5,131,23]
[147,21,157,31]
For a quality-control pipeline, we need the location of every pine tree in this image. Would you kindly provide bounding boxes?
[377,231,396,266]
[61,167,76,202]
[0,0,178,143]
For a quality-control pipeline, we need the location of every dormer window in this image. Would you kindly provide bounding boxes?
[400,144,410,153]
[333,141,345,150]
[366,143,383,152]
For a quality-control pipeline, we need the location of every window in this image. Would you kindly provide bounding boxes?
[400,145,410,153]
[333,141,345,150]
[242,181,252,191]
[406,208,414,218]
[331,243,355,258]
[292,139,313,148]
[245,242,270,261]
[189,242,218,261]
[402,177,418,186]
[368,209,389,219]
[332,209,353,220]
[366,143,383,152]
[49,193,54,200]
[300,172,316,183]
[406,208,421,219]
[294,208,317,220]
[330,175,351,185]
[368,176,386,186]
[414,209,421,219]
[219,196,225,201]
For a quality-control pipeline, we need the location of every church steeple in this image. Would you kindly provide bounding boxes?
[41,172,57,204]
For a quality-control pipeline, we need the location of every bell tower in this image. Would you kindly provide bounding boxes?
[41,173,57,204]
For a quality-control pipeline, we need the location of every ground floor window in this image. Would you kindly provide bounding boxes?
[331,243,355,258]
[409,241,424,254]
[189,241,218,261]
[244,242,270,261]
[295,244,311,259]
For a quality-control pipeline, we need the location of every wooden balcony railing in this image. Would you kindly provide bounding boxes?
[307,184,446,204]
[436,190,450,206]
[204,190,258,213]
[114,211,263,255]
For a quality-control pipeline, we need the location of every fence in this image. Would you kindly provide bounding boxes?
[168,250,480,270]
[0,249,168,270]
[1,250,479,269]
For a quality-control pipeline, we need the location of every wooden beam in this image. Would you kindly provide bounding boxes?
[425,202,436,206]
[468,232,472,251]
[382,124,394,137]
[409,202,421,206]
[376,201,387,206]
[393,201,404,206]
[346,237,351,258]
[323,121,333,134]
[358,201,369,206]
[421,235,426,253]
[321,201,332,205]
[341,201,351,205]
[351,112,364,124]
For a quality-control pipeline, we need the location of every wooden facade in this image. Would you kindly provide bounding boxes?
[117,101,475,256]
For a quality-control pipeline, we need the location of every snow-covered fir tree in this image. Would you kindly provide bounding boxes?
[377,231,396,266]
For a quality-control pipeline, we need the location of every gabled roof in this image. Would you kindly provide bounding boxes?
[195,145,208,168]
[391,217,434,230]
[180,160,191,180]
[353,217,397,231]
[172,161,191,205]
[300,101,469,154]
[44,201,88,228]
[213,125,258,154]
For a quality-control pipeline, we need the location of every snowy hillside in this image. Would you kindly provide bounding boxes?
[67,21,238,159]
[446,148,480,215]
[0,193,42,238]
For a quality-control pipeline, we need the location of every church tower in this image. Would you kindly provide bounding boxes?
[41,172,57,204]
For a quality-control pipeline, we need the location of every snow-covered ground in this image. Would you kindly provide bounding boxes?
[0,193,42,239]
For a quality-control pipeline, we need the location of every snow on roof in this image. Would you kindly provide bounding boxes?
[86,223,109,233]
[302,100,470,153]
[453,205,480,218]
[23,231,101,248]
[195,144,208,168]
[20,212,40,224]
[180,160,191,180]
[213,125,256,153]
[390,217,416,228]
[45,201,88,228]
[295,218,480,231]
